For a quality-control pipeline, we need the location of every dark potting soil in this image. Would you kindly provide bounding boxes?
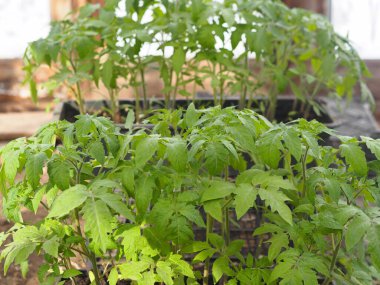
[55,97,334,125]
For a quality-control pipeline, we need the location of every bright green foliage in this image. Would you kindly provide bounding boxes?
[1,106,380,284]
[24,0,372,121]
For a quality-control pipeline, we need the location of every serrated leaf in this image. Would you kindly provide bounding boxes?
[108,267,119,285]
[2,150,20,184]
[135,175,155,217]
[82,199,113,253]
[42,236,59,258]
[212,256,234,283]
[157,261,174,285]
[125,110,135,130]
[26,152,46,189]
[135,137,158,168]
[89,141,105,164]
[101,60,114,89]
[234,183,258,219]
[185,103,200,128]
[203,200,223,222]
[95,192,135,222]
[172,47,185,75]
[47,159,70,190]
[268,233,288,261]
[204,142,229,175]
[48,185,88,218]
[345,212,370,251]
[283,128,302,161]
[340,143,368,176]
[201,180,235,202]
[179,205,205,227]
[62,268,82,278]
[169,254,195,278]
[167,139,187,172]
[258,188,292,225]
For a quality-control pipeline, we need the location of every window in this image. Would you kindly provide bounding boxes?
[331,0,380,59]
[0,0,50,59]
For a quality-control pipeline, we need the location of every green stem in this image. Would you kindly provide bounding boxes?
[322,235,343,285]
[239,47,249,109]
[301,146,309,198]
[266,85,277,121]
[219,64,225,106]
[139,65,148,113]
[304,82,322,120]
[133,79,141,123]
[172,72,180,109]
[109,89,120,123]
[203,214,214,285]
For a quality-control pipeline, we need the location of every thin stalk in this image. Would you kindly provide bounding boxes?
[139,64,148,113]
[133,79,141,123]
[239,47,249,109]
[75,82,86,115]
[219,64,225,106]
[211,62,218,106]
[301,146,309,198]
[172,72,180,109]
[203,213,214,285]
[322,234,343,285]
[304,82,321,119]
[266,85,277,121]
[68,57,85,114]
[109,89,120,123]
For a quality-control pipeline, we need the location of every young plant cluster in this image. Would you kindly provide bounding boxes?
[1,105,380,284]
[24,0,373,121]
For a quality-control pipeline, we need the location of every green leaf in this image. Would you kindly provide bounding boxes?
[198,26,215,49]
[47,159,71,190]
[203,200,223,222]
[125,110,135,130]
[118,261,149,281]
[185,103,200,128]
[167,139,188,172]
[234,183,258,219]
[121,166,135,196]
[95,192,135,222]
[157,261,174,285]
[283,128,302,161]
[42,236,59,258]
[362,136,380,160]
[340,143,368,176]
[135,137,158,168]
[135,175,155,217]
[108,268,119,285]
[168,254,195,278]
[268,233,288,261]
[345,212,370,251]
[48,185,88,218]
[25,152,46,189]
[101,59,114,89]
[204,142,229,175]
[368,225,380,270]
[2,150,20,184]
[82,199,113,253]
[179,205,205,227]
[172,47,185,75]
[62,268,82,278]
[89,141,105,164]
[258,188,292,225]
[212,256,234,283]
[256,130,282,168]
[201,180,235,202]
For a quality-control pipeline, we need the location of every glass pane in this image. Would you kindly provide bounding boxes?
[331,0,380,59]
[0,0,50,59]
